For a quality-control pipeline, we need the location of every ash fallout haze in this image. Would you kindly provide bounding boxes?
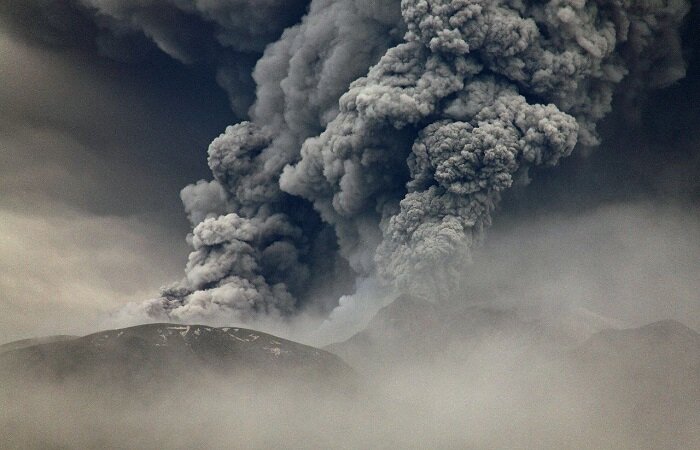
[0,0,699,448]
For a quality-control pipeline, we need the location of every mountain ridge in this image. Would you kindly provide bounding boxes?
[0,322,355,390]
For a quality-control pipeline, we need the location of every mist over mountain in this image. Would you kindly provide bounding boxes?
[2,307,698,449]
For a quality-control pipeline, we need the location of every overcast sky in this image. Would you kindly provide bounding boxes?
[0,25,235,341]
[0,2,698,343]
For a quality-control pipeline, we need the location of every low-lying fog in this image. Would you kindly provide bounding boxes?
[2,329,697,450]
[1,202,698,450]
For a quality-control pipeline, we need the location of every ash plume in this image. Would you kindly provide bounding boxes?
[48,0,688,328]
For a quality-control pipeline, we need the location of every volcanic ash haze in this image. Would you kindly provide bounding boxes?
[111,0,693,333]
[2,315,699,449]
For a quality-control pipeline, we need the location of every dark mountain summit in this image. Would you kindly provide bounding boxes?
[0,323,353,389]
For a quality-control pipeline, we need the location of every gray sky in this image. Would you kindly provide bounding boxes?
[0,28,233,341]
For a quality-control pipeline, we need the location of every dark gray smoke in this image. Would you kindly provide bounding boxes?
[8,1,687,330]
[120,0,692,329]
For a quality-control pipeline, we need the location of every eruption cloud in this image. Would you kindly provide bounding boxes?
[121,0,690,331]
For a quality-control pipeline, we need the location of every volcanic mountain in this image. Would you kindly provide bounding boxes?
[327,294,580,373]
[328,295,700,448]
[0,323,353,390]
[1,301,698,449]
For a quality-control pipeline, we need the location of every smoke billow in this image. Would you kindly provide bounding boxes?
[119,0,691,330]
[9,0,687,332]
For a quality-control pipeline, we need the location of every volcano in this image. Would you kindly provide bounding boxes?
[0,323,353,390]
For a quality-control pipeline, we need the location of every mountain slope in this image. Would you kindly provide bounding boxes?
[562,320,700,449]
[0,323,358,449]
[0,323,353,389]
[327,294,576,372]
[0,335,78,353]
[330,296,700,449]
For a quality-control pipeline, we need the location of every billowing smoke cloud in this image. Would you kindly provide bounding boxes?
[13,0,685,330]
[121,0,691,329]
[127,0,406,325]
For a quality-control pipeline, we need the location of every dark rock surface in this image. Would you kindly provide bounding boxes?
[0,323,353,389]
